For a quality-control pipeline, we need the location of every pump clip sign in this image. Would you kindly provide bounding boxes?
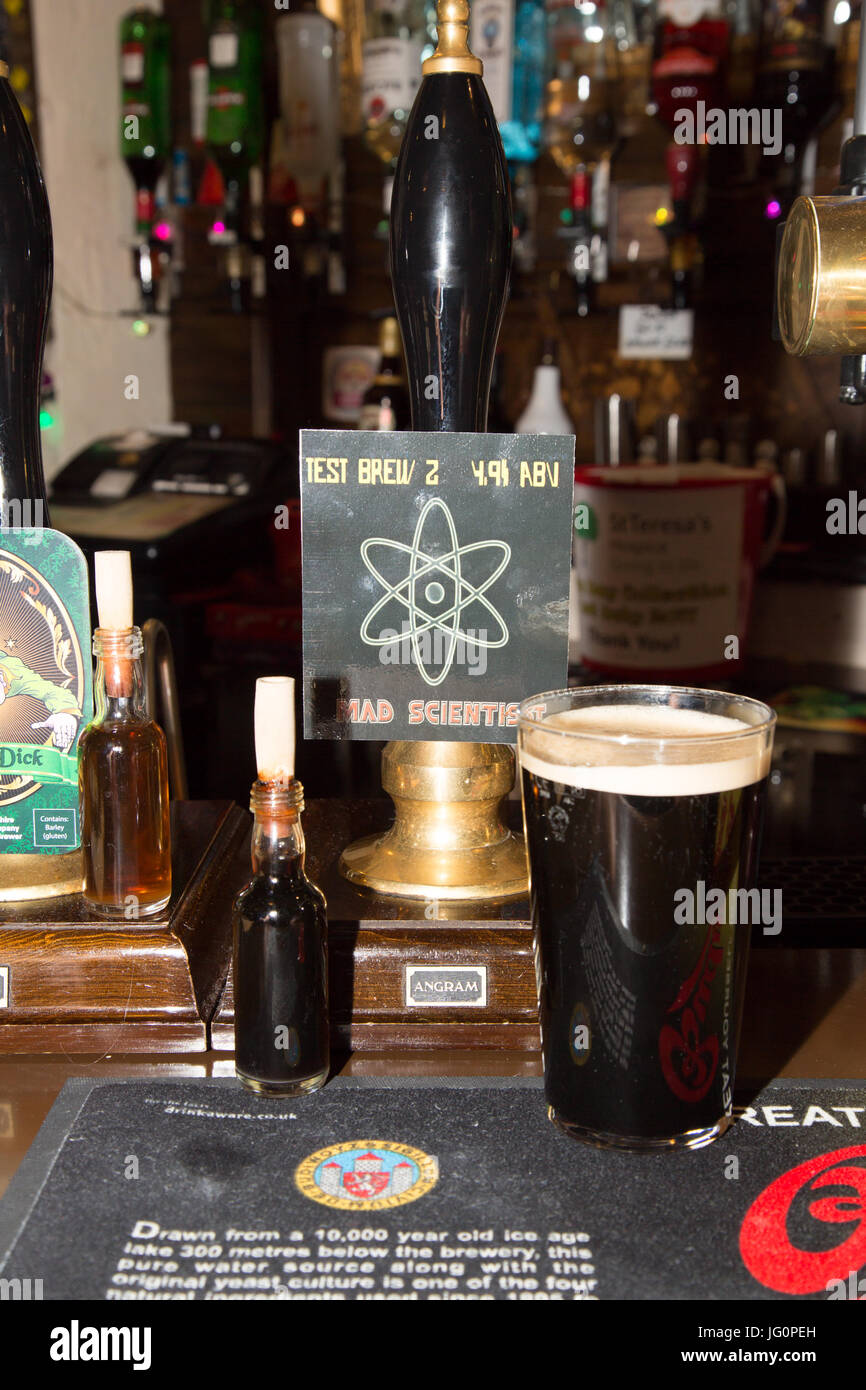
[300,429,574,743]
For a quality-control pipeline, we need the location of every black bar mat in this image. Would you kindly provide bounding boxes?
[2,1076,866,1301]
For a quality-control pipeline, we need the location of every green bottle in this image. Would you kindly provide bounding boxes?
[119,7,171,236]
[205,0,264,237]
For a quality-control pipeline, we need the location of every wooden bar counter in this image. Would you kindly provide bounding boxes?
[1,795,865,1199]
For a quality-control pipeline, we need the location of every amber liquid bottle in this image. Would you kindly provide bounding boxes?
[233,777,329,1096]
[79,627,171,916]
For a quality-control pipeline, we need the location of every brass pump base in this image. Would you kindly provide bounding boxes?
[0,849,84,903]
[339,740,529,901]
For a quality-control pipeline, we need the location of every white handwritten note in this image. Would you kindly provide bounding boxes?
[618,306,694,361]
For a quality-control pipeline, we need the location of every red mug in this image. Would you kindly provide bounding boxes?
[572,463,786,681]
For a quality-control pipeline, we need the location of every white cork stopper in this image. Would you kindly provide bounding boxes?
[255,676,295,782]
[95,551,133,630]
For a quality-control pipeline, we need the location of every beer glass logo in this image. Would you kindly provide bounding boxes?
[0,551,85,807]
[295,1141,439,1211]
[739,1145,866,1295]
[547,805,569,843]
[359,498,510,687]
[658,925,724,1103]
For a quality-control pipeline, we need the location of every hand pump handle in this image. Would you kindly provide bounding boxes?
[339,3,528,901]
[389,0,512,433]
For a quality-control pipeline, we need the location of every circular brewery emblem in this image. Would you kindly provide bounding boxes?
[295,1141,439,1211]
[0,549,85,807]
[739,1144,866,1296]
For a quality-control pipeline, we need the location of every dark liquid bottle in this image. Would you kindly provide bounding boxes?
[756,0,833,213]
[358,316,410,431]
[233,778,329,1097]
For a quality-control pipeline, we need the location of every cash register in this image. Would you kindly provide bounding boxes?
[50,425,290,590]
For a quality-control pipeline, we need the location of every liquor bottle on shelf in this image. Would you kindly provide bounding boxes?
[190,58,210,150]
[651,0,729,303]
[470,0,547,163]
[190,57,226,208]
[471,0,546,269]
[557,168,594,314]
[756,0,834,216]
[546,0,627,301]
[205,0,264,243]
[666,143,701,308]
[362,0,426,172]
[515,339,575,434]
[812,7,858,192]
[275,0,341,218]
[119,7,171,311]
[0,64,93,904]
[358,316,411,429]
[320,0,365,135]
[725,0,758,105]
[79,552,171,918]
[632,0,657,42]
[546,2,620,177]
[608,0,651,138]
[510,161,539,271]
[651,0,729,130]
[232,677,329,1098]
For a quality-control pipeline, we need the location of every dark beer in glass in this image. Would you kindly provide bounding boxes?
[519,686,776,1151]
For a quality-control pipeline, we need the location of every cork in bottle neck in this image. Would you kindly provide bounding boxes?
[423,0,482,76]
[93,626,143,701]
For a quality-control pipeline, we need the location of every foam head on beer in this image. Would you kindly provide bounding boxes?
[255,675,295,784]
[519,702,772,795]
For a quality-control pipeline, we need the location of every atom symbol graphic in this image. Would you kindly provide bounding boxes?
[359,497,511,687]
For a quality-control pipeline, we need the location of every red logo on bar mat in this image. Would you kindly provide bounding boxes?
[740,1145,866,1294]
[659,925,722,1103]
[342,1159,391,1201]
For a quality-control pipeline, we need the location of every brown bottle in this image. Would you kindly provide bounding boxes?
[357,316,410,431]
[79,552,171,918]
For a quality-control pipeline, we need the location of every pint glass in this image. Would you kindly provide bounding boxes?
[518,686,776,1151]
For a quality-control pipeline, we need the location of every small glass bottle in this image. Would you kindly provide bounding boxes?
[233,776,329,1096]
[79,626,172,917]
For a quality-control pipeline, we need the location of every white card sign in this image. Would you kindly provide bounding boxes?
[618,305,694,360]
